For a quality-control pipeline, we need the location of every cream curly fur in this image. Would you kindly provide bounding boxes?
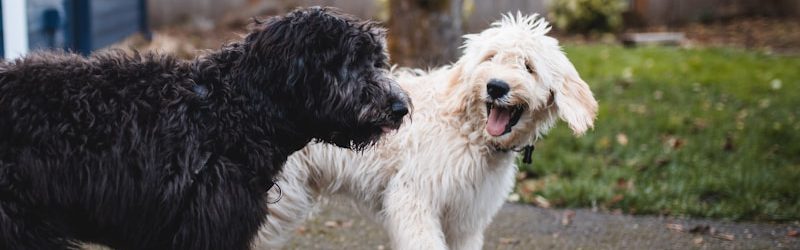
[252,12,597,250]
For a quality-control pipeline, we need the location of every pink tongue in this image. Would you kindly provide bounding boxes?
[487,107,511,136]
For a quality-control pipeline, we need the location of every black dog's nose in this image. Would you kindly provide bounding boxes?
[487,79,510,99]
[390,101,409,118]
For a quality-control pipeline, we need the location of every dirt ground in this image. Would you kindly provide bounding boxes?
[283,202,799,250]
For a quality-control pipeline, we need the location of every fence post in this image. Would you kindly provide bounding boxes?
[65,0,91,55]
[138,0,151,41]
[2,0,29,59]
[0,1,4,58]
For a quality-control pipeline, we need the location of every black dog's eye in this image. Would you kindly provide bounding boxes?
[360,88,373,104]
[374,61,384,69]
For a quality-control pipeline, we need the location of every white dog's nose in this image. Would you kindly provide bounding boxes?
[487,79,510,99]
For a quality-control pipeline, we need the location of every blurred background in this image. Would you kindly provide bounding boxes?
[3,0,799,248]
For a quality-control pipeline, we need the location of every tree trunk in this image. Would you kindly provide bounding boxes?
[388,0,463,68]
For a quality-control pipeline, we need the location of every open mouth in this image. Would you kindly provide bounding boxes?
[486,103,524,136]
[380,123,401,133]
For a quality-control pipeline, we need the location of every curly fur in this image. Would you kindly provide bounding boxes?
[0,7,409,250]
[253,13,597,250]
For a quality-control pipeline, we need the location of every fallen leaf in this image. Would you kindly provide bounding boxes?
[723,135,735,152]
[629,104,648,114]
[664,136,685,149]
[667,223,684,232]
[562,210,576,226]
[787,229,798,237]
[520,180,539,194]
[616,178,634,191]
[295,226,307,235]
[770,79,782,90]
[622,67,634,80]
[616,133,629,146]
[377,245,385,250]
[324,220,340,228]
[341,220,354,228]
[689,225,711,234]
[533,195,551,208]
[499,237,520,245]
[507,193,520,202]
[692,118,708,131]
[693,236,704,245]
[713,233,735,241]
[606,194,625,207]
[654,157,671,168]
[515,172,527,181]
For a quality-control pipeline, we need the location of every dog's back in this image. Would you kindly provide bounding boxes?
[0,51,214,248]
[0,51,202,177]
[0,51,195,138]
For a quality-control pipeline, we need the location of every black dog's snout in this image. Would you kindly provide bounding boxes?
[390,101,409,119]
[487,79,510,99]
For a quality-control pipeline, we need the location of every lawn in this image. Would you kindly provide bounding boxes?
[515,44,800,221]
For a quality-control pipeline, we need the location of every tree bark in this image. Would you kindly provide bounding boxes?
[388,0,463,68]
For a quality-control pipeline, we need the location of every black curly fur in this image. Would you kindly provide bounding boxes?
[0,7,409,250]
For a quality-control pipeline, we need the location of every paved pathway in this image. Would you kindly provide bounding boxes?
[284,202,799,249]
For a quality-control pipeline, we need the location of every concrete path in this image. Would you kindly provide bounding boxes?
[284,202,799,249]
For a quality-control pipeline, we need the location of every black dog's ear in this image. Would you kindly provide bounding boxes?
[240,7,357,103]
[242,9,325,89]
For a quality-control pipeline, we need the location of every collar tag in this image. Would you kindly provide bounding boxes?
[522,145,535,164]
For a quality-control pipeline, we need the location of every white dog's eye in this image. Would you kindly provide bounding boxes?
[525,63,535,74]
[484,53,495,61]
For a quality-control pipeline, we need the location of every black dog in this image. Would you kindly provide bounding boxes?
[0,7,409,250]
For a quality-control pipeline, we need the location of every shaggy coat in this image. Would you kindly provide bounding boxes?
[0,7,409,250]
[253,13,597,250]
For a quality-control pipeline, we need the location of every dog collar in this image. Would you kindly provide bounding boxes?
[266,180,281,204]
[493,144,536,164]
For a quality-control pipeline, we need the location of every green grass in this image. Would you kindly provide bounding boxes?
[515,44,800,221]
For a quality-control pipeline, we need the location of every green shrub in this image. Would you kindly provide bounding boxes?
[548,0,627,33]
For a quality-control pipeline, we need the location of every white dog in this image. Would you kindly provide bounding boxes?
[253,13,597,250]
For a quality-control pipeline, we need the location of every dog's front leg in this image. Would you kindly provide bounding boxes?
[382,180,448,250]
[172,181,267,250]
[443,209,491,250]
[446,228,484,250]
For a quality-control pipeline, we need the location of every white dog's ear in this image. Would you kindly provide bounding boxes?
[554,73,598,135]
